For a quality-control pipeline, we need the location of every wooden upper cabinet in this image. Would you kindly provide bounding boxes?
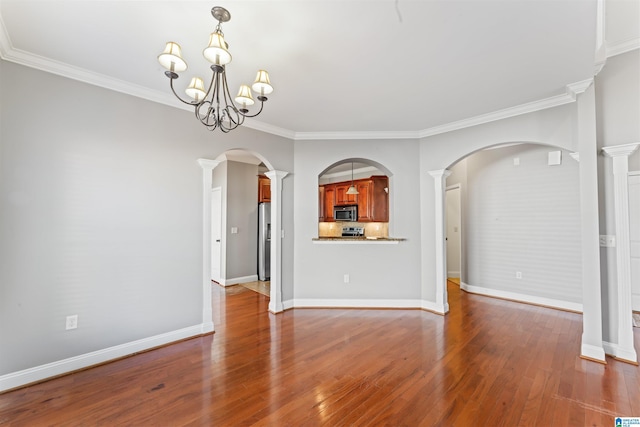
[318,176,388,222]
[324,185,335,221]
[368,175,389,222]
[356,180,372,221]
[335,183,357,206]
[258,175,271,203]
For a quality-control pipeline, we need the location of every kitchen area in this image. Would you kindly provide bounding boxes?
[316,162,401,241]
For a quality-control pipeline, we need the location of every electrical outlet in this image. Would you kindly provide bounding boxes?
[344,274,350,283]
[66,315,78,330]
[516,272,522,279]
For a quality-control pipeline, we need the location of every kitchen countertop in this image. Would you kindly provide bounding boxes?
[312,236,406,244]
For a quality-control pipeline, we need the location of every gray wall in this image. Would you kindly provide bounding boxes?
[0,60,294,377]
[456,144,582,303]
[293,138,423,303]
[225,161,259,280]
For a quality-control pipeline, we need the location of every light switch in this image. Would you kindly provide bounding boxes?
[231,227,238,234]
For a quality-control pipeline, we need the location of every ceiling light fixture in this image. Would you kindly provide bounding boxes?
[346,162,359,195]
[157,6,273,133]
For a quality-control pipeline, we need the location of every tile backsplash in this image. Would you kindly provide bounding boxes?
[318,222,388,238]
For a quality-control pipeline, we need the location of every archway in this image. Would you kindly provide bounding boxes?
[433,142,582,316]
[198,150,289,331]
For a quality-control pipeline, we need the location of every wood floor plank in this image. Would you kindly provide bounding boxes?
[0,282,638,426]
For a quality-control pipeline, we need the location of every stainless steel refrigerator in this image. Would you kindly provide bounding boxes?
[258,202,271,281]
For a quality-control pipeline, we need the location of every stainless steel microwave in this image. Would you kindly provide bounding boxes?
[334,205,357,221]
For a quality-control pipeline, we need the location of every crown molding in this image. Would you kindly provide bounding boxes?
[606,37,640,58]
[293,130,421,141]
[417,83,586,139]
[1,11,628,144]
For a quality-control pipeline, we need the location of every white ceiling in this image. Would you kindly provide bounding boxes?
[0,1,638,139]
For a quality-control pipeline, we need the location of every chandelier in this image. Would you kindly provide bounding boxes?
[157,6,273,133]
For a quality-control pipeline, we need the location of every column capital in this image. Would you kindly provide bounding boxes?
[197,158,222,170]
[264,170,289,180]
[428,169,452,179]
[602,143,640,158]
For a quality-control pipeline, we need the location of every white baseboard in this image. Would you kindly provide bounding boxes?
[0,324,207,393]
[282,299,294,310]
[218,274,259,286]
[582,342,606,362]
[290,298,448,315]
[603,341,638,364]
[292,298,424,310]
[460,282,583,312]
[447,271,460,278]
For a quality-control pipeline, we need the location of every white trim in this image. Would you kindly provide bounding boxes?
[460,282,583,313]
[217,275,259,286]
[600,143,640,363]
[320,166,378,180]
[581,343,607,362]
[291,298,446,313]
[447,271,461,277]
[417,87,581,139]
[294,130,421,141]
[198,159,222,334]
[0,30,607,143]
[0,324,206,393]
[603,341,639,364]
[606,38,640,58]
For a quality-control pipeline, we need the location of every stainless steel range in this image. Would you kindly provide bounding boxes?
[342,226,364,237]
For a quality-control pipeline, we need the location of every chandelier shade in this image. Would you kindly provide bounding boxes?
[203,32,232,66]
[157,6,273,133]
[158,42,187,73]
[252,70,273,96]
[185,77,207,102]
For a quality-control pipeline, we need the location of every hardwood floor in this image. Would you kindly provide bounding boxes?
[1,281,639,426]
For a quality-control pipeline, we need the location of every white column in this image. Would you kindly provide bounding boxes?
[429,169,451,314]
[575,83,606,362]
[198,158,222,333]
[265,170,289,313]
[602,143,640,364]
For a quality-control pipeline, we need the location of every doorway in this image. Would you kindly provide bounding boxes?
[211,187,222,283]
[445,185,461,285]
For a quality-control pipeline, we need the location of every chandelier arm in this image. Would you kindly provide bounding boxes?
[236,100,266,118]
[168,76,200,106]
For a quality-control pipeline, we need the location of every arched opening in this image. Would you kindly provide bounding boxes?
[317,158,393,239]
[438,142,582,316]
[199,149,288,329]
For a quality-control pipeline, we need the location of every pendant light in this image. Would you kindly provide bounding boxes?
[346,162,359,195]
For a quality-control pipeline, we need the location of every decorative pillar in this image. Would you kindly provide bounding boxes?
[429,169,452,314]
[602,143,640,364]
[574,82,606,362]
[265,170,289,313]
[198,158,222,333]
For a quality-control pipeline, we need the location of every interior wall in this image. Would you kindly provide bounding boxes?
[0,61,294,382]
[463,144,582,304]
[225,161,259,280]
[293,138,422,303]
[595,49,640,342]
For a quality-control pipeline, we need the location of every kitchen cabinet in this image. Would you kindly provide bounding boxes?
[335,183,358,206]
[323,185,335,221]
[318,185,325,221]
[318,176,388,222]
[258,175,271,203]
[365,175,389,222]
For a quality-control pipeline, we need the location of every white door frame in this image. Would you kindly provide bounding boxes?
[210,186,222,283]
[445,184,462,282]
